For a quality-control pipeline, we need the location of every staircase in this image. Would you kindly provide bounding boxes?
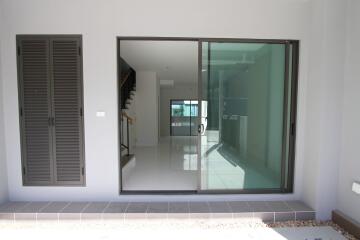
[120,57,136,159]
[120,57,136,110]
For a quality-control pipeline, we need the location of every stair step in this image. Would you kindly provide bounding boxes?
[121,154,135,169]
[121,145,127,152]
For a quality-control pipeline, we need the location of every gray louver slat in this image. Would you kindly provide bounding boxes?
[52,39,83,184]
[19,39,53,184]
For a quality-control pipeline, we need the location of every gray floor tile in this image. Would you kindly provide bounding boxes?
[208,201,231,213]
[0,202,30,213]
[61,202,89,213]
[209,202,233,218]
[189,202,210,219]
[286,201,313,211]
[248,201,272,212]
[82,202,109,213]
[168,203,189,219]
[16,202,50,213]
[169,202,189,213]
[0,202,12,211]
[227,201,251,212]
[0,201,316,223]
[104,202,128,213]
[267,201,292,212]
[296,211,316,220]
[275,212,296,222]
[125,202,148,218]
[126,202,148,213]
[40,202,69,213]
[189,202,210,213]
[147,203,168,219]
[147,202,168,213]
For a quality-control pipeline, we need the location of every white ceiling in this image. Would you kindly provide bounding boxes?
[120,41,198,85]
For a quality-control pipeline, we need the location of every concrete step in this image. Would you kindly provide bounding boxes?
[0,201,315,222]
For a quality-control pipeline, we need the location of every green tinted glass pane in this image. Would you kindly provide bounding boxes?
[200,42,288,190]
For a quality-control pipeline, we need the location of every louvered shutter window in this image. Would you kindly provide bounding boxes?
[17,35,85,186]
[18,39,53,185]
[52,39,84,184]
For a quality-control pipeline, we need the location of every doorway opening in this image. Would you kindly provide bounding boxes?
[170,99,198,136]
[119,39,199,192]
[117,37,299,194]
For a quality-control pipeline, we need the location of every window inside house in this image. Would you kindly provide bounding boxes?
[170,100,198,136]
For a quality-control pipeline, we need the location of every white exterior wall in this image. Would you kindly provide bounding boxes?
[337,0,360,223]
[302,0,347,220]
[0,3,9,204]
[0,0,310,202]
[0,45,9,204]
[0,0,353,221]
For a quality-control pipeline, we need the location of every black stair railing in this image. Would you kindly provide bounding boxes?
[121,112,133,156]
[120,58,136,110]
[120,57,136,156]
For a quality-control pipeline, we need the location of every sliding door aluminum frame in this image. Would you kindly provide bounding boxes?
[117,36,299,194]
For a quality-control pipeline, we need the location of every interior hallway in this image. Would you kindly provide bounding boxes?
[122,136,198,191]
[122,135,280,191]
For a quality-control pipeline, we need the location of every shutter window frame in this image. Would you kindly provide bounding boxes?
[17,35,85,186]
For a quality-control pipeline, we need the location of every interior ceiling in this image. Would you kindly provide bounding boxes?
[120,41,198,85]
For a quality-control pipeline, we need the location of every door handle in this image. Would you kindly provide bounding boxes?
[198,124,204,134]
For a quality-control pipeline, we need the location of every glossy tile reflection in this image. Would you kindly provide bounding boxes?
[201,131,280,189]
[122,136,198,191]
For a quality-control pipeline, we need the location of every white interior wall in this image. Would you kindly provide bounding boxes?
[135,71,159,146]
[0,2,9,204]
[0,0,336,207]
[337,0,360,223]
[160,85,197,137]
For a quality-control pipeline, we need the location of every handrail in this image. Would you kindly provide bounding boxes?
[122,112,134,124]
[121,112,132,156]
[120,71,131,88]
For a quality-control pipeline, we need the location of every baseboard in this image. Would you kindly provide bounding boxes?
[332,210,360,239]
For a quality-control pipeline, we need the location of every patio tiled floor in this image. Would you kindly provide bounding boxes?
[0,201,315,222]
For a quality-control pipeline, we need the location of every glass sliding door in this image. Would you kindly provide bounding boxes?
[171,100,198,136]
[199,41,297,192]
